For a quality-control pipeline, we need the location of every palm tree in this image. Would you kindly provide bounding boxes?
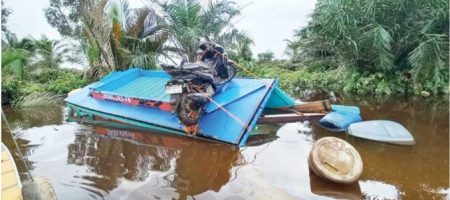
[109,1,170,69]
[81,0,250,80]
[293,0,448,88]
[1,49,30,78]
[163,0,241,61]
[1,32,35,52]
[218,29,253,61]
[82,0,171,80]
[1,32,33,78]
[32,36,69,69]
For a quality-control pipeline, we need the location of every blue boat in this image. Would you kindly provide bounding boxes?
[65,68,295,146]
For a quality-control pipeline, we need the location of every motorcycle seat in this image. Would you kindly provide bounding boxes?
[180,62,212,70]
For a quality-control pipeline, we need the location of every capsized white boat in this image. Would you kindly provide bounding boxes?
[347,120,415,145]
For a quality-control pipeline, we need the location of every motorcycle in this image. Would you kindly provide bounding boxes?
[163,40,236,135]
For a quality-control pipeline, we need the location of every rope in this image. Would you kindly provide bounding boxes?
[177,43,260,131]
[227,58,262,79]
[197,90,249,131]
[1,109,34,182]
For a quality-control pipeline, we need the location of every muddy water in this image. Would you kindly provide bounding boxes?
[2,97,448,200]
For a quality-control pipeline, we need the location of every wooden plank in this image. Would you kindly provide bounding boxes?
[276,100,332,113]
[257,113,325,124]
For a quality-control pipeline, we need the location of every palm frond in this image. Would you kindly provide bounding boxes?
[84,60,110,80]
[126,8,150,37]
[363,24,395,71]
[408,34,448,83]
[81,0,115,70]
[1,49,30,78]
[129,52,157,69]
[12,92,62,108]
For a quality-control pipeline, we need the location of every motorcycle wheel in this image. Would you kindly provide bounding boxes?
[177,94,202,126]
[216,62,236,85]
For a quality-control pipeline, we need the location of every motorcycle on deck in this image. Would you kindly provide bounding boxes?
[163,40,236,135]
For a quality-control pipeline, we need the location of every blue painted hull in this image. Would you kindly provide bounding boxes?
[65,68,294,146]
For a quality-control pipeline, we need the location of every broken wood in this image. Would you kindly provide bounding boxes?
[276,100,332,113]
[257,113,326,124]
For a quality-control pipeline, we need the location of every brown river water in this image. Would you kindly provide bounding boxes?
[2,96,449,200]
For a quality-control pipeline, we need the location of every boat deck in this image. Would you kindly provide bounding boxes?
[67,68,295,146]
[112,77,170,101]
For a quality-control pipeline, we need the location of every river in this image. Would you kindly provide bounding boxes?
[2,96,448,199]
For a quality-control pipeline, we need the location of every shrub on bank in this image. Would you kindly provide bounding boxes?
[235,60,448,96]
[2,68,89,106]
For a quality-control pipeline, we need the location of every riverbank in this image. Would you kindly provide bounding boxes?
[2,68,88,106]
[236,60,449,97]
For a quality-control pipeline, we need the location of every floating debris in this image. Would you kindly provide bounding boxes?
[308,137,363,184]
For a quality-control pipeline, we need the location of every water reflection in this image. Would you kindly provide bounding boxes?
[2,104,64,129]
[309,169,362,200]
[67,124,243,199]
[306,96,449,199]
[2,94,449,200]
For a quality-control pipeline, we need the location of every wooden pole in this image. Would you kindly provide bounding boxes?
[257,113,326,124]
[275,100,332,113]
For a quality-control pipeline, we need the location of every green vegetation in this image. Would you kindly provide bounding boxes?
[3,0,251,106]
[1,32,88,107]
[1,1,12,32]
[44,0,252,80]
[237,60,448,96]
[12,92,61,108]
[256,51,275,62]
[2,0,447,108]
[278,0,448,96]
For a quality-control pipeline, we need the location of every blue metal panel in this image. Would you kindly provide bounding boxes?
[67,85,184,128]
[91,70,172,101]
[238,79,279,146]
[112,77,170,101]
[65,68,279,145]
[140,70,171,78]
[96,68,138,83]
[204,78,267,113]
[265,86,296,108]
[95,69,141,91]
[198,79,275,144]
[68,103,186,136]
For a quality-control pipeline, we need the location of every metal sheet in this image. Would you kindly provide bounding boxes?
[204,78,268,113]
[65,69,280,145]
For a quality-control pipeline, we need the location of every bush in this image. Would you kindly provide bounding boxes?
[46,72,88,94]
[2,68,90,105]
[2,77,23,101]
[235,60,446,96]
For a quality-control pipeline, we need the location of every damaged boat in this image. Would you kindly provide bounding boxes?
[65,67,300,146]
